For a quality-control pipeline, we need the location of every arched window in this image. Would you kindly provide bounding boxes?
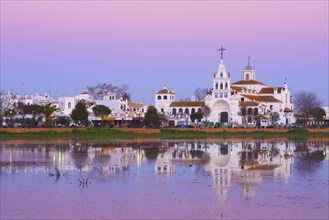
[254,108,258,116]
[164,95,167,100]
[220,72,223,78]
[179,108,183,113]
[184,108,189,114]
[172,108,177,115]
[241,107,246,116]
[191,108,196,114]
[246,74,250,80]
[157,95,161,100]
[220,83,223,89]
[197,108,202,113]
[247,108,253,115]
[225,83,228,89]
[68,102,71,108]
[215,83,218,89]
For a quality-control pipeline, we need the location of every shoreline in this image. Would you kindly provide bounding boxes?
[0,127,328,141]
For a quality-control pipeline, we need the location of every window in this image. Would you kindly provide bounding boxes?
[220,83,223,89]
[215,92,218,98]
[224,92,228,98]
[225,83,228,89]
[164,95,167,100]
[172,108,177,115]
[161,108,164,113]
[191,108,196,114]
[254,108,258,116]
[219,92,223,98]
[157,95,161,100]
[215,83,218,90]
[68,102,71,108]
[246,74,250,80]
[179,108,183,113]
[185,108,189,114]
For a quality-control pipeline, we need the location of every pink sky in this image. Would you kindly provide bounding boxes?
[1,1,328,104]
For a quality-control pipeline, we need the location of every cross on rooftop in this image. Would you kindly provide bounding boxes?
[218,46,226,60]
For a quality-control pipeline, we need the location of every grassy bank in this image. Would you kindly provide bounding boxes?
[0,127,328,140]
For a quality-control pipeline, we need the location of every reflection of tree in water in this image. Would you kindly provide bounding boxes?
[144,147,160,160]
[190,150,204,159]
[92,146,112,168]
[71,143,90,170]
[294,148,326,176]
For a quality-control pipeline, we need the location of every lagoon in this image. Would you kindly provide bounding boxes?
[1,139,328,219]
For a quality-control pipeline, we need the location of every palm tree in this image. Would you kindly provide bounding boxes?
[37,103,58,126]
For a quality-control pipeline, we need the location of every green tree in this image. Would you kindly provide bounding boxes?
[311,107,326,124]
[37,103,58,126]
[190,112,203,122]
[71,102,89,126]
[143,106,160,127]
[92,105,111,126]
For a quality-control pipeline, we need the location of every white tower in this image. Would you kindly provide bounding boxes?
[212,46,231,100]
[242,56,256,80]
[154,86,175,114]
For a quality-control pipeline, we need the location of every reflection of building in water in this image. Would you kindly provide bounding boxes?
[203,142,234,209]
[201,141,296,199]
[155,142,208,175]
[155,151,175,175]
[95,146,145,174]
[273,142,294,185]
[0,144,76,174]
[0,143,146,175]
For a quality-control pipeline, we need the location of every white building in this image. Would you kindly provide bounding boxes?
[154,47,295,127]
[154,86,175,114]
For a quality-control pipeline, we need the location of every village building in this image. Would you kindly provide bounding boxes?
[154,47,295,127]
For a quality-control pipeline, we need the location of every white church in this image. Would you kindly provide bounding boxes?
[155,47,295,127]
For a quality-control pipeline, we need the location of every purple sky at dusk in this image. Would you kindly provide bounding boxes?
[1,1,328,105]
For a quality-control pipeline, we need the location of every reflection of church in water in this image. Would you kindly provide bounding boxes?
[154,141,295,200]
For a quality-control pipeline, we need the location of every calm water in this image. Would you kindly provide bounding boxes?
[0,139,328,219]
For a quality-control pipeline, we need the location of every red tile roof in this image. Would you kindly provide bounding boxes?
[170,101,204,107]
[128,101,144,108]
[231,86,243,92]
[156,89,175,94]
[231,80,266,86]
[259,87,283,94]
[242,94,281,103]
[239,101,259,107]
